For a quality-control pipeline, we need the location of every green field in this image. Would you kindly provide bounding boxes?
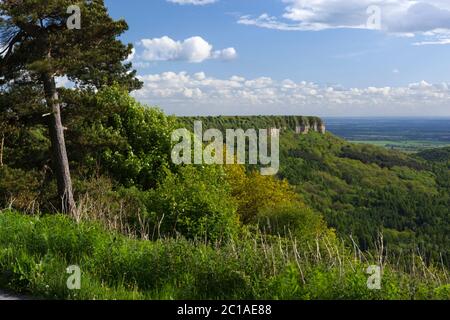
[350,140,450,153]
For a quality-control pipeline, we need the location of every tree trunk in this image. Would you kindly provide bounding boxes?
[0,133,4,167]
[42,74,75,215]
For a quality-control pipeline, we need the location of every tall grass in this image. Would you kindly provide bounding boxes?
[0,210,448,300]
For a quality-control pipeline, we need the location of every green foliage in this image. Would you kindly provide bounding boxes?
[0,211,447,300]
[278,132,450,266]
[257,203,333,245]
[340,143,427,170]
[179,115,324,132]
[1,0,143,214]
[224,164,300,224]
[147,165,240,242]
[0,166,41,212]
[0,83,51,170]
[417,147,450,163]
[71,166,241,242]
[0,86,180,211]
[66,86,177,189]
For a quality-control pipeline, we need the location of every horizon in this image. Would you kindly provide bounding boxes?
[176,115,450,119]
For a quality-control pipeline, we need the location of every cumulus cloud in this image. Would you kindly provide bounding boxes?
[132,72,450,116]
[166,0,218,5]
[413,38,450,46]
[136,36,237,63]
[212,47,238,61]
[238,0,450,44]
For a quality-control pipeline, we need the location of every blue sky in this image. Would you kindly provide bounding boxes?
[104,0,450,117]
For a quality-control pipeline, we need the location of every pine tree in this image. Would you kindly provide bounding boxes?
[0,0,142,214]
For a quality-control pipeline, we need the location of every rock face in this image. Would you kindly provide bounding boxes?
[319,124,326,134]
[180,116,326,135]
[296,124,310,134]
[295,122,326,135]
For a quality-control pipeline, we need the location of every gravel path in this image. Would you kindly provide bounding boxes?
[0,290,25,300]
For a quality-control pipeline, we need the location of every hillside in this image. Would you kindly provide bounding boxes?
[1,89,448,299]
[278,131,449,265]
[417,147,450,163]
[178,115,449,265]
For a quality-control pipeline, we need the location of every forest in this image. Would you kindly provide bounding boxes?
[0,0,449,300]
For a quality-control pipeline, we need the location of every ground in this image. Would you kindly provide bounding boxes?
[0,290,25,300]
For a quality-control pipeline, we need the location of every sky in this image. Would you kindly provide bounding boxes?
[104,0,450,117]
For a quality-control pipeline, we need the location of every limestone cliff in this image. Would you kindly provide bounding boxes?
[180,116,326,135]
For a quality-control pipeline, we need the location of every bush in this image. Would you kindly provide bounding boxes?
[224,165,299,224]
[0,166,41,212]
[72,168,241,242]
[146,165,240,242]
[257,203,334,245]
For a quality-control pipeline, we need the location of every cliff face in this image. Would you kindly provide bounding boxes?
[180,116,326,135]
[294,122,326,135]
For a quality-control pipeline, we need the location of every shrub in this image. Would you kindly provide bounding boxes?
[257,203,334,245]
[146,165,240,242]
[224,165,299,224]
[0,166,40,212]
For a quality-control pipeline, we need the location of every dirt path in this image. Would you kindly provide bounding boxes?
[0,290,25,300]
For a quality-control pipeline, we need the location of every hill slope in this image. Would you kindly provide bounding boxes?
[176,114,449,265]
[278,131,449,266]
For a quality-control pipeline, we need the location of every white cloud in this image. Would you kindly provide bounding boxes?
[132,72,450,116]
[213,47,238,60]
[238,0,450,43]
[166,0,218,5]
[413,39,450,46]
[137,36,237,63]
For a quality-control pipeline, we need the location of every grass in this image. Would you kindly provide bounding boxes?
[0,210,449,300]
[350,140,450,153]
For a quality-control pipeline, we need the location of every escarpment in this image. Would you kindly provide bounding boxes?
[180,116,326,135]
